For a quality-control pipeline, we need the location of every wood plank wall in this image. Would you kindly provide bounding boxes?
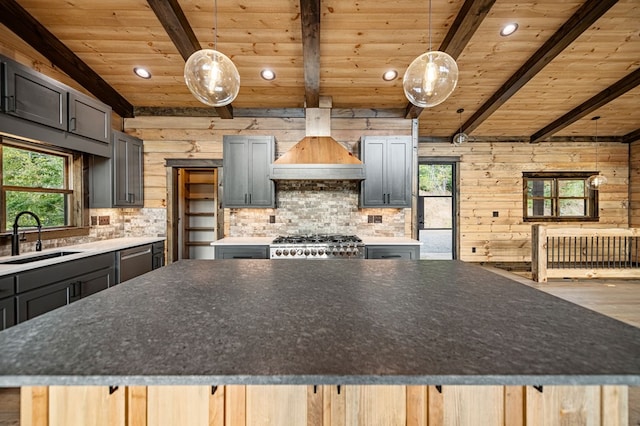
[631,141,640,228]
[126,116,629,263]
[419,141,629,262]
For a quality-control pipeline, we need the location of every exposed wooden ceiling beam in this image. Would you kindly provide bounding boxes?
[146,0,200,62]
[146,0,233,119]
[530,67,640,143]
[0,0,134,118]
[300,0,321,108]
[405,0,497,119]
[623,128,640,144]
[457,0,619,136]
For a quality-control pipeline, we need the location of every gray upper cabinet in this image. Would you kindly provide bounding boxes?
[68,92,111,144]
[223,135,275,208]
[360,136,412,208]
[2,59,68,130]
[113,131,144,206]
[90,131,144,208]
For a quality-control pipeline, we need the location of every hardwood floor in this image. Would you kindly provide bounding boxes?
[0,270,639,426]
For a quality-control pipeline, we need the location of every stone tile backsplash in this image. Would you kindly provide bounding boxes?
[227,181,407,237]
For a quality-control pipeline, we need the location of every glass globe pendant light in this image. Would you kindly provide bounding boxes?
[452,108,468,145]
[184,0,240,107]
[403,0,458,108]
[586,116,607,190]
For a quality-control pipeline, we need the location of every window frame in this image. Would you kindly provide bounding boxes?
[1,136,89,238]
[522,171,599,222]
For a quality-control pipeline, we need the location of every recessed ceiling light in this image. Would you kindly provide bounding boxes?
[500,23,518,37]
[382,70,398,81]
[133,67,151,79]
[261,69,276,81]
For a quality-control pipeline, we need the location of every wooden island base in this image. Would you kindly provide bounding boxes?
[21,384,628,426]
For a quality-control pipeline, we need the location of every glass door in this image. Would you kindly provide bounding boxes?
[417,162,456,259]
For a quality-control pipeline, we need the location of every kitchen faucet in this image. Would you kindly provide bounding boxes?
[11,211,43,256]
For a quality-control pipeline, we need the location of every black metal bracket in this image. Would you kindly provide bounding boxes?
[313,385,317,394]
[533,385,543,393]
[435,385,442,394]
[211,386,218,395]
[109,386,118,395]
[337,385,341,395]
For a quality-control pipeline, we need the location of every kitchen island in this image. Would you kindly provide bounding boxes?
[1,259,639,425]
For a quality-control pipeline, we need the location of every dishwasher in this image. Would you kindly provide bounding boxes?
[117,244,153,283]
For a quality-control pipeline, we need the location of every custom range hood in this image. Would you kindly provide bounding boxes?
[269,99,365,180]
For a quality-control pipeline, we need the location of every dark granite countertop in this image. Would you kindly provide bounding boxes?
[0,260,638,386]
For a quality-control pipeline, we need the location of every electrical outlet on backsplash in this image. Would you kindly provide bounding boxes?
[227,181,407,237]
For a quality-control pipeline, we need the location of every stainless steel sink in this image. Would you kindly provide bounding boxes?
[0,251,82,265]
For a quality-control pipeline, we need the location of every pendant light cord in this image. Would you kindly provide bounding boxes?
[428,0,432,51]
[214,0,218,52]
[595,119,598,170]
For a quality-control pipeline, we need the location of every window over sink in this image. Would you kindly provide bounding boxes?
[1,137,86,234]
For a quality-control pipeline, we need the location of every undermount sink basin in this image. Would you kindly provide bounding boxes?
[0,251,82,265]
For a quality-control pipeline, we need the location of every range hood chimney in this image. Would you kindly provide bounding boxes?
[269,98,365,180]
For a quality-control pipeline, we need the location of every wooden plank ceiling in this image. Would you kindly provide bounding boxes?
[0,0,638,142]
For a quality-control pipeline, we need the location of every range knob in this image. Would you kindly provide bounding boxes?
[310,249,317,256]
[297,248,304,256]
[304,249,310,256]
[282,249,289,256]
[317,249,324,255]
[275,249,282,256]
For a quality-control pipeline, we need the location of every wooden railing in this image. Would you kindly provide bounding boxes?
[532,225,640,282]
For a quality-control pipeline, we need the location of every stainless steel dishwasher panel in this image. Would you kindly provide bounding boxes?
[118,245,153,283]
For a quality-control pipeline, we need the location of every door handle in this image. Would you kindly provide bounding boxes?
[69,117,77,131]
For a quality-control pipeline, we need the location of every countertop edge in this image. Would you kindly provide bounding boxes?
[1,374,637,387]
[0,237,165,276]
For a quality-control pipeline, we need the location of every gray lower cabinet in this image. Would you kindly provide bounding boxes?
[68,92,111,144]
[16,280,78,323]
[152,241,165,269]
[223,135,275,207]
[360,136,412,208]
[15,253,115,324]
[1,59,68,130]
[365,245,420,259]
[0,275,15,331]
[0,296,14,331]
[214,245,269,259]
[90,131,144,208]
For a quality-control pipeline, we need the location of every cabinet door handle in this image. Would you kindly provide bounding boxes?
[381,255,402,258]
[249,193,252,204]
[69,117,77,131]
[232,256,253,259]
[244,193,247,203]
[7,95,15,112]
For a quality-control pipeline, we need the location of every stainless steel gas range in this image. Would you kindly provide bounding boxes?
[270,234,364,259]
